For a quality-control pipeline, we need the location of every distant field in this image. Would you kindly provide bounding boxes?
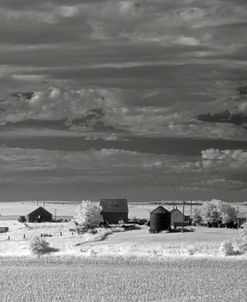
[0,200,246,220]
[0,258,246,302]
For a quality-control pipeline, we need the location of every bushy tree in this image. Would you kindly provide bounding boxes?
[200,199,236,224]
[200,199,221,223]
[74,200,103,228]
[219,202,237,223]
[192,208,202,225]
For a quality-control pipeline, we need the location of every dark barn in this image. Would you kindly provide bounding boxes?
[27,207,53,223]
[100,199,128,224]
[150,206,171,233]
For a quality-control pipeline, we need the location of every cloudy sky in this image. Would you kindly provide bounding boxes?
[0,0,247,202]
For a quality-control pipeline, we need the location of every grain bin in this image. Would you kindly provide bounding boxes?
[150,206,171,233]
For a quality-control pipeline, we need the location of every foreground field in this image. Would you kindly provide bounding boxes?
[0,220,243,258]
[0,257,246,302]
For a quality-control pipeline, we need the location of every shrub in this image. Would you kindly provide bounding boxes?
[18,216,27,223]
[238,222,247,252]
[239,222,247,241]
[31,236,52,255]
[219,241,235,256]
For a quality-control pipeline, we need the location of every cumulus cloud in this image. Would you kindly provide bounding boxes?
[0,0,246,142]
[201,148,247,162]
[201,149,247,172]
[0,86,122,125]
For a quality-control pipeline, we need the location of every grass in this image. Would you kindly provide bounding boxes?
[0,257,246,302]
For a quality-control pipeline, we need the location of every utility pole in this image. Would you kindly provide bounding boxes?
[182,200,185,232]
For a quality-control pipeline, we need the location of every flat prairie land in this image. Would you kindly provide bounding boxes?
[0,201,246,258]
[0,257,246,302]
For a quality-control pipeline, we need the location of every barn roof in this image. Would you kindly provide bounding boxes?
[27,207,52,216]
[100,199,128,213]
[170,208,184,216]
[151,206,170,214]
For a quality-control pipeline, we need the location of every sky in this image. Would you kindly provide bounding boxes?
[0,0,247,202]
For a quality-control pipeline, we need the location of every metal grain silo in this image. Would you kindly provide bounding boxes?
[150,206,171,232]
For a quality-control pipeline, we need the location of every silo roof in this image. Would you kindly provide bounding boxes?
[151,206,170,214]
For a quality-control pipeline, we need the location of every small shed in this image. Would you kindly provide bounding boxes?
[237,213,247,228]
[150,206,171,233]
[100,199,128,224]
[27,207,53,223]
[0,227,9,233]
[170,208,185,228]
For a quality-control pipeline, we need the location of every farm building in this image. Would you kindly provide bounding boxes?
[170,208,186,228]
[27,207,53,223]
[237,213,247,228]
[150,206,171,233]
[0,227,9,233]
[100,199,128,224]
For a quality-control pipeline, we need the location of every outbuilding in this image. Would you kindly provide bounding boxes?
[27,207,53,223]
[170,208,186,228]
[150,206,171,233]
[0,227,9,233]
[100,199,128,224]
[237,213,247,228]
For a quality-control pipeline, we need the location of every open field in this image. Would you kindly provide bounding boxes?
[0,200,247,220]
[0,257,247,302]
[0,221,245,258]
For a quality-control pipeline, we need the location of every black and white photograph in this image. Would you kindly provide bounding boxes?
[0,0,247,301]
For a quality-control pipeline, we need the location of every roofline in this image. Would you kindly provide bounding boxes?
[27,206,52,216]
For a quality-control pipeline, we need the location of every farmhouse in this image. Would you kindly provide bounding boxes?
[150,206,171,233]
[100,199,128,224]
[170,208,186,228]
[27,207,53,223]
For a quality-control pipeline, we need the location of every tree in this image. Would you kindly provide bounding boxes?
[192,208,202,225]
[219,202,237,223]
[200,199,221,223]
[200,199,236,224]
[74,200,103,228]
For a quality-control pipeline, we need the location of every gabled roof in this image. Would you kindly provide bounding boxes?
[27,207,52,216]
[151,206,170,214]
[170,208,185,216]
[100,199,128,213]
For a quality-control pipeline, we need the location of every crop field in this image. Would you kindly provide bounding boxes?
[0,257,247,302]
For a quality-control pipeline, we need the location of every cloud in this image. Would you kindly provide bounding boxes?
[197,110,247,126]
[0,0,246,142]
[1,144,247,201]
[1,84,247,141]
[0,86,121,124]
[201,148,247,172]
[201,148,247,161]
[0,146,199,183]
